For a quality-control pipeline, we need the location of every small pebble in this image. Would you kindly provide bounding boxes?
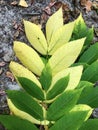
[92,108,98,118]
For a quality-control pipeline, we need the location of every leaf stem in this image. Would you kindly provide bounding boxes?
[44,125,48,130]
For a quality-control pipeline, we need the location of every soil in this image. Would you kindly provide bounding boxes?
[0,0,98,129]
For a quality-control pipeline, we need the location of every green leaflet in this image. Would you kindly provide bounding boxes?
[71,62,89,70]
[77,81,98,108]
[0,115,38,130]
[50,105,92,130]
[17,77,44,100]
[49,38,85,75]
[50,66,83,91]
[81,61,98,83]
[76,81,94,89]
[39,64,52,91]
[85,27,94,45]
[79,42,98,64]
[24,20,47,55]
[78,85,98,108]
[48,21,75,55]
[46,8,63,44]
[79,119,98,130]
[46,75,69,100]
[7,90,44,120]
[47,89,82,121]
[7,99,43,124]
[72,14,93,47]
[75,13,86,29]
[41,56,48,65]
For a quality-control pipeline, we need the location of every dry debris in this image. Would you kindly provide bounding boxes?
[13,21,23,39]
[0,62,6,67]
[6,71,14,82]
[0,90,5,96]
[80,0,92,12]
[92,1,98,10]
[11,1,18,6]
[19,0,28,7]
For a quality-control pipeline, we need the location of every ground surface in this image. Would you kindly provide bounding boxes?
[0,0,98,129]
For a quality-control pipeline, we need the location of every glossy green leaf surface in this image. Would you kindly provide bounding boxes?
[81,61,98,83]
[7,98,44,125]
[50,105,92,130]
[84,28,93,46]
[76,81,93,89]
[78,85,98,108]
[39,64,52,91]
[0,115,38,130]
[79,119,98,130]
[7,91,44,120]
[47,75,69,100]
[17,77,44,100]
[79,42,98,64]
[71,62,89,70]
[72,14,93,47]
[47,89,82,121]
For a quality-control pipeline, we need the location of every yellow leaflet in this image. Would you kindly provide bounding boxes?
[24,20,47,55]
[66,66,83,90]
[14,41,44,76]
[48,66,83,92]
[70,104,93,121]
[19,0,28,7]
[75,13,85,29]
[7,99,49,125]
[49,38,86,75]
[48,21,75,55]
[9,61,41,88]
[46,8,63,44]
